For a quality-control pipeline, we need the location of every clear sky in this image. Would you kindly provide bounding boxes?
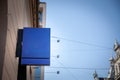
[41,0,120,80]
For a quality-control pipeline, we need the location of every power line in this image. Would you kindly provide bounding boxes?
[51,36,113,50]
[48,66,109,70]
[50,55,109,71]
[55,59,80,80]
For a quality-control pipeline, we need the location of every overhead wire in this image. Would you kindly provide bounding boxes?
[51,36,113,50]
[55,58,81,80]
[50,57,109,71]
[48,66,109,70]
[50,36,111,79]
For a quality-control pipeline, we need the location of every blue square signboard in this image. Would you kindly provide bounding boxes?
[21,28,50,65]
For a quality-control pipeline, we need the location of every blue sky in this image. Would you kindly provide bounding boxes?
[40,0,120,80]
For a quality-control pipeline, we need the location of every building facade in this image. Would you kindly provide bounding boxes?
[107,57,115,80]
[93,71,108,80]
[93,40,120,80]
[114,40,120,80]
[0,0,46,80]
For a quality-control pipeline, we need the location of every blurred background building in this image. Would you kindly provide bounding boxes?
[0,0,46,80]
[93,40,120,80]
[114,40,120,80]
[93,70,108,80]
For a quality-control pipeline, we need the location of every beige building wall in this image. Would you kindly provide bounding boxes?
[0,0,47,80]
[2,0,32,80]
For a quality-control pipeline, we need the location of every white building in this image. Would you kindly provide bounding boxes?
[113,40,120,80]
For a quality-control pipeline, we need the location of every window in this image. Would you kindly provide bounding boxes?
[34,67,41,80]
[38,8,43,23]
[38,2,46,27]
